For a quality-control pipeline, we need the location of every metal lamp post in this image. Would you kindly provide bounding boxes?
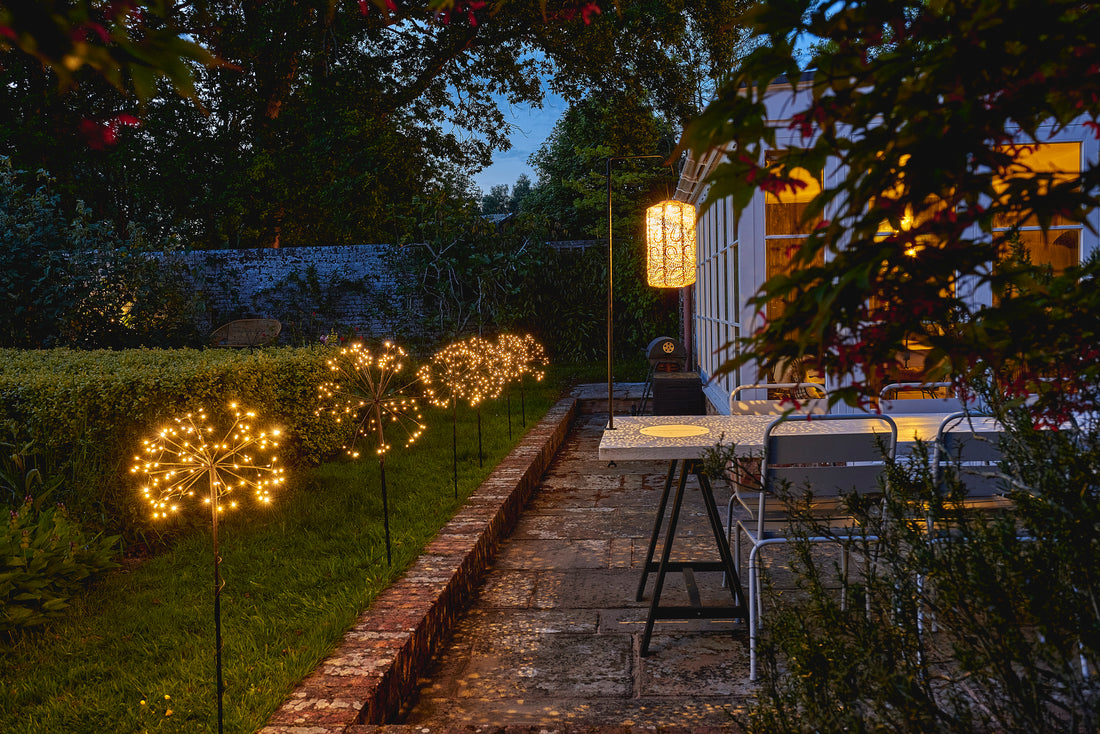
[606,155,662,429]
[605,156,697,429]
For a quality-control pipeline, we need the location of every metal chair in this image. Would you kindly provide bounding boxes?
[916,414,1088,677]
[917,412,1011,638]
[879,382,967,413]
[724,382,830,567]
[732,413,898,680]
[729,382,828,415]
[931,412,1009,516]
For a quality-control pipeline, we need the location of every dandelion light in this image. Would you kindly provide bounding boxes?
[315,341,425,564]
[132,403,283,734]
[495,333,548,428]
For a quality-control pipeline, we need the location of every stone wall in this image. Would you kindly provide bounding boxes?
[180,244,410,343]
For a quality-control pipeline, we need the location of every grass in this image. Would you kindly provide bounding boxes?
[0,369,577,734]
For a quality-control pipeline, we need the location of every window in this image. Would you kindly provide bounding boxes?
[764,152,824,320]
[993,142,1082,273]
[693,197,741,393]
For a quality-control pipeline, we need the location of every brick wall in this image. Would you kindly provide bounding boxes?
[180,244,411,342]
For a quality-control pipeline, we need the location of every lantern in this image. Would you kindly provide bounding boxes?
[646,200,697,287]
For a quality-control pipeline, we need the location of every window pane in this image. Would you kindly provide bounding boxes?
[1014,228,1079,273]
[993,142,1081,228]
[765,153,822,235]
[765,237,824,319]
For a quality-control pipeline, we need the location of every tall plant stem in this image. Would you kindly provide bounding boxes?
[477,405,483,468]
[379,456,392,565]
[451,400,458,498]
[210,473,225,734]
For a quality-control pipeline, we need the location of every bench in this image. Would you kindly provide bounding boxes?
[209,319,281,348]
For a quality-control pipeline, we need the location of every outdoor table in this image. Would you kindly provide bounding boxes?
[598,412,1000,656]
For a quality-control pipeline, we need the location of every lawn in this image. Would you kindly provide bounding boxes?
[0,372,572,733]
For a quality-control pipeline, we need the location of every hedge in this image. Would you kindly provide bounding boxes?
[0,347,350,534]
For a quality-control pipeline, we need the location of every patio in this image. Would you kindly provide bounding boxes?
[262,384,843,733]
[400,405,754,729]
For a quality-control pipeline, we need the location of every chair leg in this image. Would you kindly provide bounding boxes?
[734,525,742,583]
[840,545,848,611]
[748,544,759,681]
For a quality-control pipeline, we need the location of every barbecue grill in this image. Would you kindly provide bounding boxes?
[636,336,693,415]
[645,336,688,372]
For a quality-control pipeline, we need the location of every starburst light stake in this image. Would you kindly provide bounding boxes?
[496,333,548,429]
[317,341,425,565]
[466,335,505,467]
[492,339,519,440]
[419,336,493,495]
[132,404,284,734]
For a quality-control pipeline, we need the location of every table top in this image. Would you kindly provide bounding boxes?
[598,413,1001,461]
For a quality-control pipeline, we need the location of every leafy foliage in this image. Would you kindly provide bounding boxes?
[0,0,214,101]
[398,195,540,342]
[1,0,755,250]
[0,158,202,349]
[681,2,1100,729]
[2,491,121,636]
[681,0,1100,410]
[748,407,1100,732]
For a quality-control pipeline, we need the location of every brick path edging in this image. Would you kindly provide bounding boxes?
[261,397,578,734]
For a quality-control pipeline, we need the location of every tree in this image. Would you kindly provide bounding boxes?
[527,91,676,237]
[522,91,681,357]
[510,173,533,212]
[480,174,533,214]
[1,0,757,249]
[680,2,1100,729]
[683,0,1100,413]
[482,184,513,215]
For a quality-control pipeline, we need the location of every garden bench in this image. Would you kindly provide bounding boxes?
[209,318,281,348]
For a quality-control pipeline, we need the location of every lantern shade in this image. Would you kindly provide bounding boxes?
[645,200,697,288]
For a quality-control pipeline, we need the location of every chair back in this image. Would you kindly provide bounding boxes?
[879,381,967,413]
[730,382,828,415]
[763,414,897,498]
[933,412,1005,497]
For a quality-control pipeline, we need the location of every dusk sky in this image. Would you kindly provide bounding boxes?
[471,89,568,195]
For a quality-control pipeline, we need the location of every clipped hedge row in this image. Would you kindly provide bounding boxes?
[0,347,350,533]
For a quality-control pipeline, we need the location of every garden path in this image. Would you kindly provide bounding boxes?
[399,406,757,729]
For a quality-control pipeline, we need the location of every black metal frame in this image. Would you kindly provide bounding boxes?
[636,459,748,655]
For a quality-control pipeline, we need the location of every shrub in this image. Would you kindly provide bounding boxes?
[747,407,1100,733]
[2,492,121,636]
[0,347,350,537]
[0,157,202,349]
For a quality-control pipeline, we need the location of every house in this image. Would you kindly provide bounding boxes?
[674,74,1100,414]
